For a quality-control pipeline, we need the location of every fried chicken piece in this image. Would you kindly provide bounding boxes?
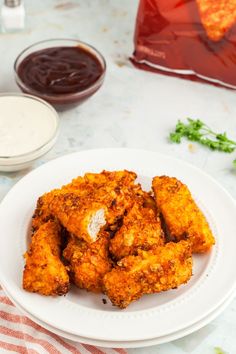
[81,170,143,227]
[152,176,215,253]
[63,231,112,293]
[142,192,157,212]
[31,175,97,231]
[103,241,192,308]
[33,170,143,243]
[32,191,58,231]
[48,193,107,243]
[83,170,136,187]
[23,220,69,296]
[109,202,164,260]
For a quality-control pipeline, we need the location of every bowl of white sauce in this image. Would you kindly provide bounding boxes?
[0,93,59,172]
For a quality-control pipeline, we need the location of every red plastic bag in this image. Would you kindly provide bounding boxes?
[131,0,236,88]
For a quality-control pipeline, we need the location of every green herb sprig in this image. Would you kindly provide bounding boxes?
[169,118,236,153]
[214,347,226,354]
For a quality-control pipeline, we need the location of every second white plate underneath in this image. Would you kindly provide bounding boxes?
[0,149,236,341]
[3,285,235,348]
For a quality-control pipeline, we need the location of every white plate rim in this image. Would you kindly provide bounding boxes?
[0,148,236,341]
[2,284,235,349]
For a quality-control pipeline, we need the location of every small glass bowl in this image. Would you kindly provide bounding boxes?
[0,93,59,172]
[14,39,106,111]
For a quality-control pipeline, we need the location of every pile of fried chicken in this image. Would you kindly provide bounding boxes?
[23,170,215,309]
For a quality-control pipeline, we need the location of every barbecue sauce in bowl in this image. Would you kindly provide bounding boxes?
[15,42,106,110]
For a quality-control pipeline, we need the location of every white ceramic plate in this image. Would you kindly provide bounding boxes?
[3,284,235,348]
[0,148,236,342]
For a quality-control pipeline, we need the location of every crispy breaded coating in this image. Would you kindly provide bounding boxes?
[103,241,192,309]
[32,192,58,231]
[109,202,164,260]
[142,192,157,212]
[48,194,107,243]
[31,175,96,231]
[25,170,215,304]
[63,232,112,293]
[84,170,136,187]
[23,220,69,296]
[152,176,215,253]
[82,170,142,227]
[33,170,143,243]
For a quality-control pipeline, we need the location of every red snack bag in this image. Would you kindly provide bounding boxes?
[131,0,236,88]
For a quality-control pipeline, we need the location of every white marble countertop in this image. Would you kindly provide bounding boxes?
[0,0,236,353]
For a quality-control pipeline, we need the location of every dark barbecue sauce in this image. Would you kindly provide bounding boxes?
[17,46,103,95]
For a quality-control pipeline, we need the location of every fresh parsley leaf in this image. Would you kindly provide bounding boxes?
[169,132,182,143]
[169,118,236,166]
[169,118,236,152]
[214,347,226,354]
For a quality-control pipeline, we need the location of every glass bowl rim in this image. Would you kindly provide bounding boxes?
[0,93,59,161]
[14,38,107,101]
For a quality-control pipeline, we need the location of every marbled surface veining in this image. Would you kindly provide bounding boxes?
[0,1,236,353]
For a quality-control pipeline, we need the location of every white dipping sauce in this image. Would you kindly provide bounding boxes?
[0,95,58,157]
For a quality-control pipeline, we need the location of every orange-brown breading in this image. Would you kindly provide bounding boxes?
[196,0,236,41]
[142,192,157,212]
[32,170,143,243]
[63,232,112,293]
[32,192,58,231]
[103,241,192,309]
[48,193,107,244]
[80,170,146,228]
[23,220,70,296]
[152,176,215,253]
[109,202,164,260]
[26,171,212,305]
[31,175,97,231]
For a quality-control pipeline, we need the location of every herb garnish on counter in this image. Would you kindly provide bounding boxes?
[214,347,226,354]
[170,118,236,152]
[169,118,236,166]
